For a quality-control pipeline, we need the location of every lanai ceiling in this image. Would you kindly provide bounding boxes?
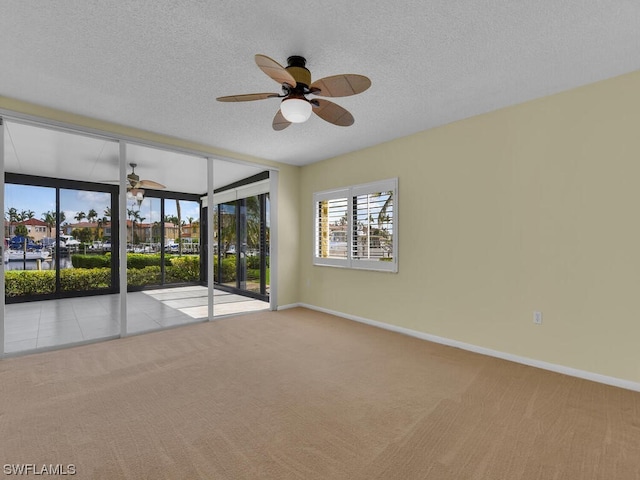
[1,1,639,175]
[3,120,265,195]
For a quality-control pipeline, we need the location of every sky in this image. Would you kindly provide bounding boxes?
[5,184,201,226]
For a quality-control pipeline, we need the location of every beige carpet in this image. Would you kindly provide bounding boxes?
[1,308,639,479]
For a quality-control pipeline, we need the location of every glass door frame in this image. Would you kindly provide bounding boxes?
[125,189,202,292]
[203,186,270,301]
[5,172,120,303]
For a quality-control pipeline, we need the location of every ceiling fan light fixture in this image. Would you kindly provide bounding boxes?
[127,188,145,206]
[280,97,312,123]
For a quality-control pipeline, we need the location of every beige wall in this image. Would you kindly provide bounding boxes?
[299,70,640,383]
[0,97,301,307]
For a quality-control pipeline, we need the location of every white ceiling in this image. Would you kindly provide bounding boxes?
[1,1,639,169]
[4,121,265,195]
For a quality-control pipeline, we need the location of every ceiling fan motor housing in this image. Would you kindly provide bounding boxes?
[286,56,311,88]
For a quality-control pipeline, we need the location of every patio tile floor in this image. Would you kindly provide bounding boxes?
[3,286,268,355]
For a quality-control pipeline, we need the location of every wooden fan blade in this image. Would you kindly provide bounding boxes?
[310,74,371,97]
[272,109,291,131]
[139,179,166,189]
[312,99,354,126]
[216,93,279,102]
[255,54,296,87]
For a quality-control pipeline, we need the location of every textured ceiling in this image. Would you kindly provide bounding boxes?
[1,1,639,167]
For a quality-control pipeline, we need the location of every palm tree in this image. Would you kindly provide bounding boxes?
[219,204,236,257]
[246,197,261,252]
[127,208,136,243]
[6,207,19,223]
[372,191,393,257]
[6,207,19,237]
[96,218,103,241]
[373,191,393,232]
[152,221,162,243]
[176,200,183,255]
[191,219,200,236]
[74,211,86,223]
[20,209,35,221]
[101,208,112,240]
[125,209,146,244]
[133,211,146,244]
[86,209,98,239]
[164,214,179,250]
[41,211,56,237]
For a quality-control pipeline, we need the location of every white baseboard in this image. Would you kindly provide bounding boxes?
[276,303,302,311]
[298,303,640,393]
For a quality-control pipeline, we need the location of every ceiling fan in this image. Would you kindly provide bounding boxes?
[216,54,371,130]
[125,163,165,191]
[107,163,165,204]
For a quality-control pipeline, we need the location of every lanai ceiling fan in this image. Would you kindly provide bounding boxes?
[217,54,371,130]
[107,163,165,204]
[125,163,165,191]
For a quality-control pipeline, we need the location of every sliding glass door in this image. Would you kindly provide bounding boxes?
[243,194,269,297]
[219,202,237,289]
[4,177,118,302]
[4,184,58,298]
[60,187,114,293]
[124,195,201,290]
[209,192,269,300]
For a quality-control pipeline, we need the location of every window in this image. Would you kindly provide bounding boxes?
[313,178,397,272]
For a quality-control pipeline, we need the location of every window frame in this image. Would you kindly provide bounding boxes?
[313,178,398,273]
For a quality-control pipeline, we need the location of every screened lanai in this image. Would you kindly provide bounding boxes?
[1,118,276,355]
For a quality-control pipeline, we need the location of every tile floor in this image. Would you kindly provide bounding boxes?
[3,286,268,354]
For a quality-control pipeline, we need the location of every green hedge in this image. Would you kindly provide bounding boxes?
[61,268,111,291]
[71,253,176,269]
[5,255,209,296]
[246,255,270,269]
[126,256,201,285]
[127,266,162,286]
[5,271,56,297]
[5,268,112,297]
[213,255,237,282]
[127,253,173,269]
[166,256,200,282]
[212,255,270,282]
[71,254,110,268]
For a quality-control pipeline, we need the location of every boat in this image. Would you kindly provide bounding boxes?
[5,249,51,262]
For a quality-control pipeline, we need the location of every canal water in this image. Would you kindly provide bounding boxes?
[5,256,74,271]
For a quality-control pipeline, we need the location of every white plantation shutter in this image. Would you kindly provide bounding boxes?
[314,188,349,267]
[351,190,394,263]
[313,178,397,272]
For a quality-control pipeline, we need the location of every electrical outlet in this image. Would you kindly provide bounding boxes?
[533,311,543,325]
